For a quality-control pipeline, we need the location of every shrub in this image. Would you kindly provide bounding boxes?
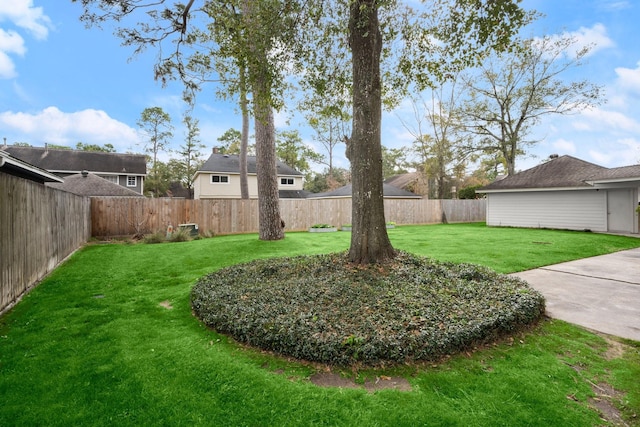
[191,251,545,366]
[143,232,166,244]
[168,228,191,242]
[142,228,192,244]
[458,185,483,199]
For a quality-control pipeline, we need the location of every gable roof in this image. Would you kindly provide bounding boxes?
[0,150,64,183]
[279,189,312,199]
[479,155,640,192]
[309,183,422,199]
[46,172,144,197]
[2,146,147,175]
[198,153,303,176]
[588,164,640,184]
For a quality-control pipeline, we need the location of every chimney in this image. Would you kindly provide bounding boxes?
[213,146,219,154]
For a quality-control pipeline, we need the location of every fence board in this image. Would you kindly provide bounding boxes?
[90,197,485,237]
[1,173,90,314]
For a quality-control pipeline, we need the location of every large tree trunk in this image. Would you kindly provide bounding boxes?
[242,0,284,241]
[347,0,395,263]
[254,82,284,241]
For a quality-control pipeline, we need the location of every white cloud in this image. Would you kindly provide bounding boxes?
[0,29,25,78]
[0,107,142,150]
[599,1,632,12]
[0,51,16,79]
[615,62,640,95]
[0,0,52,40]
[0,28,25,54]
[588,137,640,166]
[551,138,577,154]
[0,1,52,79]
[588,149,614,165]
[574,107,640,133]
[551,23,615,58]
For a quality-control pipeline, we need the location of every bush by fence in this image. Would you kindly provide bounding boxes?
[90,197,486,238]
[1,173,91,314]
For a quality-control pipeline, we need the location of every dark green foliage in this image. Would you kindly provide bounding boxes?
[191,251,545,366]
[458,185,483,199]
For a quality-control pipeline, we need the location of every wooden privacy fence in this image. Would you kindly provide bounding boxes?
[1,173,91,314]
[91,197,486,237]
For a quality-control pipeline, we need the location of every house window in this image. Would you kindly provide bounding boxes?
[126,176,137,187]
[280,178,295,186]
[211,175,230,184]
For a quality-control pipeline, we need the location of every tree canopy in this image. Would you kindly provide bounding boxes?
[459,34,602,175]
[74,0,534,260]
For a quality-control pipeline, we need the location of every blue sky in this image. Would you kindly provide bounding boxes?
[0,0,639,173]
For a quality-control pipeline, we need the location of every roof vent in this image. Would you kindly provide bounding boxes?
[223,154,229,158]
[81,170,89,177]
[549,154,559,159]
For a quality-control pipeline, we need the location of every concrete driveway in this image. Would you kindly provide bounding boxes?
[512,248,640,342]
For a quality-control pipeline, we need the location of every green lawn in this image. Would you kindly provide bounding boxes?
[1,223,639,426]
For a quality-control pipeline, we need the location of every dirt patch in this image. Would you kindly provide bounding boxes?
[588,382,628,426]
[310,372,412,392]
[603,336,627,360]
[159,300,173,310]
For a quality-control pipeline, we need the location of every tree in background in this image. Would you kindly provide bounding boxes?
[276,130,323,176]
[306,106,350,181]
[460,34,602,175]
[217,129,241,155]
[402,78,468,199]
[76,0,532,258]
[381,146,409,180]
[304,167,350,193]
[176,114,206,198]
[143,159,173,197]
[75,142,116,152]
[305,0,532,263]
[137,107,173,197]
[76,0,308,240]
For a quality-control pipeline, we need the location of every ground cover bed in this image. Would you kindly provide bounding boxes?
[192,251,545,365]
[1,223,640,426]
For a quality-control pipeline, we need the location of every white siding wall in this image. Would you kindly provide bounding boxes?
[194,173,303,199]
[194,173,259,199]
[486,190,607,232]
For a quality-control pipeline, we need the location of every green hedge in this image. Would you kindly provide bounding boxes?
[191,252,545,366]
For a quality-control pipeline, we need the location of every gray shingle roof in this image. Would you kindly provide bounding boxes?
[279,189,312,199]
[479,155,640,191]
[0,150,63,183]
[2,146,146,175]
[309,183,422,199]
[590,164,640,181]
[46,172,144,197]
[199,153,303,176]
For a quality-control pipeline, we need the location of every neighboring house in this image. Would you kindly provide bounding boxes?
[46,171,144,197]
[477,155,640,234]
[385,172,430,197]
[0,150,63,184]
[193,153,308,199]
[1,145,147,194]
[308,183,422,199]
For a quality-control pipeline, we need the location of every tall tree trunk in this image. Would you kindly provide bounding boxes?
[239,65,250,200]
[347,0,395,263]
[242,0,284,241]
[254,100,284,240]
